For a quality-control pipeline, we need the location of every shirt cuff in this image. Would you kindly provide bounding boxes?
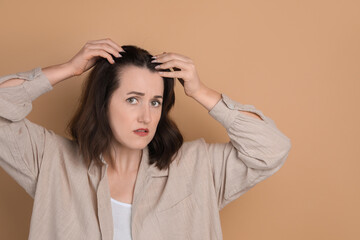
[208,93,268,129]
[20,67,53,101]
[0,67,53,122]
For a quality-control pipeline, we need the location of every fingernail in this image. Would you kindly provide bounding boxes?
[151,56,157,59]
[155,65,161,69]
[151,59,157,63]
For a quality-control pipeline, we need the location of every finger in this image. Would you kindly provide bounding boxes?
[158,70,185,79]
[153,52,192,63]
[158,70,186,86]
[153,53,192,63]
[90,49,115,64]
[155,59,191,71]
[90,38,124,53]
[91,38,124,52]
[88,43,122,58]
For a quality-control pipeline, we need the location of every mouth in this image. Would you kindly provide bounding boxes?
[133,128,149,136]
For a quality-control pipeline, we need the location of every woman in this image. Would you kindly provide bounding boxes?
[0,39,291,240]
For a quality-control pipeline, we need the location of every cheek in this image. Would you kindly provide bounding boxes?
[108,107,133,130]
[154,109,162,123]
[149,110,162,133]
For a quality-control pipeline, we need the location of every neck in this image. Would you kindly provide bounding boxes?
[103,143,142,175]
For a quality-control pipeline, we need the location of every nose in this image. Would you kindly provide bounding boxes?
[138,104,151,124]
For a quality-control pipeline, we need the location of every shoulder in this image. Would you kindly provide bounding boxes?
[20,118,79,154]
[52,134,83,164]
[170,138,209,169]
[180,138,207,155]
[35,125,83,165]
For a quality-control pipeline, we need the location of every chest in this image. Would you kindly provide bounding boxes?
[107,172,137,204]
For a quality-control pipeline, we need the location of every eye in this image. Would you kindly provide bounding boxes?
[151,100,162,107]
[126,97,138,104]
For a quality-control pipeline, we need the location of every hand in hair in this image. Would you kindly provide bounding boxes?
[151,52,202,98]
[42,39,124,86]
[67,38,124,76]
[151,52,222,111]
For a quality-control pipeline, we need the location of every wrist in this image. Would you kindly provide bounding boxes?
[42,62,76,87]
[189,82,207,99]
[62,61,78,77]
[190,84,222,111]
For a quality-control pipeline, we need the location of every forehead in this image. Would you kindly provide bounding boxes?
[116,65,164,96]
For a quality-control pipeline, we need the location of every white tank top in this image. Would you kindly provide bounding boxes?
[110,198,132,240]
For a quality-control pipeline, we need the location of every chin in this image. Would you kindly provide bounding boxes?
[131,143,148,150]
[126,138,152,150]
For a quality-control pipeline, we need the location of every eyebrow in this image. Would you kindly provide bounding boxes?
[126,91,163,99]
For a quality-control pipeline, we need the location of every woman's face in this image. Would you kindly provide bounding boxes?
[107,65,164,150]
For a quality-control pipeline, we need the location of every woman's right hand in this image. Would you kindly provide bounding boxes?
[0,38,124,89]
[42,38,123,87]
[67,38,124,76]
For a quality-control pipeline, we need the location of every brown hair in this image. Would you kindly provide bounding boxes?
[67,45,183,170]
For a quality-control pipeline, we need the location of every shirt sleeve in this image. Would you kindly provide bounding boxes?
[206,93,292,210]
[0,68,53,198]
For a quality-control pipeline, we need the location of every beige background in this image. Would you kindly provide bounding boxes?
[0,0,359,239]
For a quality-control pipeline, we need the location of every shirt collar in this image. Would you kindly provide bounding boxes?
[87,146,169,177]
[99,153,106,164]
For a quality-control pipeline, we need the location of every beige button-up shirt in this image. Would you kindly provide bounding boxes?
[0,68,291,240]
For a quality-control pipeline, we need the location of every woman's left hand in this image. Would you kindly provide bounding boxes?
[151,52,204,98]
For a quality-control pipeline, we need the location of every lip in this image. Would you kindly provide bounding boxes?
[133,128,149,137]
